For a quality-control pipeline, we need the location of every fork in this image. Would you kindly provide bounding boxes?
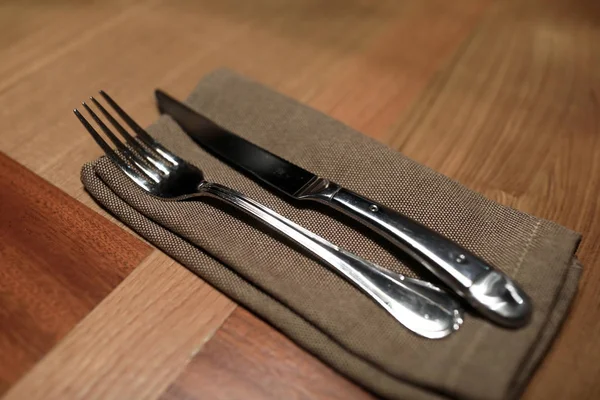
[74,91,464,339]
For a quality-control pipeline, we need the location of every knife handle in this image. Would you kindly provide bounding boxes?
[297,179,532,328]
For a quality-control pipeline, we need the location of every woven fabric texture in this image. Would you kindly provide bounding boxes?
[81,69,581,400]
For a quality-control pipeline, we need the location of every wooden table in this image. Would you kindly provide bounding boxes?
[1,0,598,398]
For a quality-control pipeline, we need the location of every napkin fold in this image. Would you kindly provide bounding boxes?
[81,69,581,400]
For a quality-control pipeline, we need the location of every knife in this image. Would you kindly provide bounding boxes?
[155,89,532,328]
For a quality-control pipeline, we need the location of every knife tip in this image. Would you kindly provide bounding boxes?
[154,89,169,114]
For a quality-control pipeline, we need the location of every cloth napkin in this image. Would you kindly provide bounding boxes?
[81,69,582,400]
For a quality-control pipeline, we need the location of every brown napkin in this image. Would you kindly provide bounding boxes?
[81,69,581,400]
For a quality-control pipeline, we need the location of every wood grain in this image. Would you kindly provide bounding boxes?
[388,0,600,398]
[0,152,152,394]
[159,308,374,400]
[0,0,598,399]
[0,0,490,398]
[3,252,236,400]
[157,0,600,399]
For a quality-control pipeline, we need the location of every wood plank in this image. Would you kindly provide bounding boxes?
[387,0,600,398]
[156,0,600,398]
[3,0,598,399]
[3,252,236,400]
[0,152,152,394]
[0,0,490,399]
[159,308,374,400]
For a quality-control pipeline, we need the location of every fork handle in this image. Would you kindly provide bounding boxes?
[195,182,463,339]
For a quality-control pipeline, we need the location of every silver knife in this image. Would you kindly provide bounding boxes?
[155,89,532,328]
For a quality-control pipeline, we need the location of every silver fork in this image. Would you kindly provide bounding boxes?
[74,91,464,339]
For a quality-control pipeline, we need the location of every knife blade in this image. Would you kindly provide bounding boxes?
[155,89,532,328]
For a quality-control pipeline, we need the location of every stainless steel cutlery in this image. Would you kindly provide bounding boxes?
[155,90,532,328]
[74,91,464,339]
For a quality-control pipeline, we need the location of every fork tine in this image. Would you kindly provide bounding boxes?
[81,103,161,184]
[82,102,130,155]
[99,90,155,143]
[90,96,170,174]
[99,90,179,165]
[90,96,142,149]
[74,109,154,190]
